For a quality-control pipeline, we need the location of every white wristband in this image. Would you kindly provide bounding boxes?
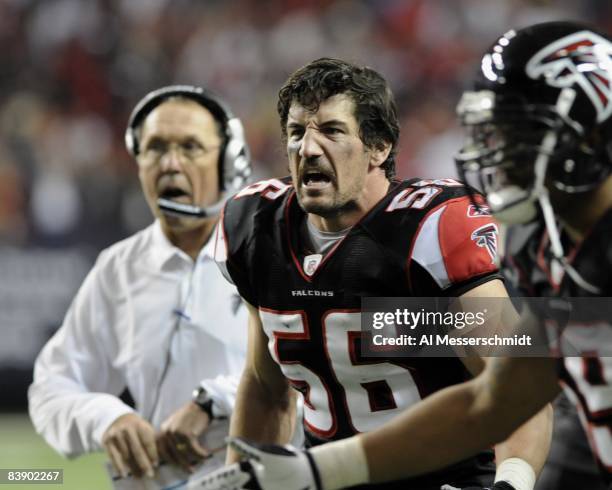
[310,436,369,490]
[494,457,536,490]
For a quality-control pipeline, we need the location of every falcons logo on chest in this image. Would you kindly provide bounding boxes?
[526,31,612,122]
[471,223,499,264]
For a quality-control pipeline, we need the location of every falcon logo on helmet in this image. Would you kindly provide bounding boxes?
[526,31,612,122]
[471,223,499,263]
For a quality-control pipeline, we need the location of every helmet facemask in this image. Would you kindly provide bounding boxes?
[455,88,587,224]
[454,22,612,294]
[456,87,604,293]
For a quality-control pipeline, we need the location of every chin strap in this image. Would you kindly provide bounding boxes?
[538,192,602,294]
[534,87,601,294]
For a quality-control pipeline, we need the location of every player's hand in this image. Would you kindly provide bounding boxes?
[188,438,321,490]
[440,482,516,490]
[156,401,211,473]
[102,412,158,479]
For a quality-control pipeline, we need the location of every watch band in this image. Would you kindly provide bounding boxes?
[192,386,215,420]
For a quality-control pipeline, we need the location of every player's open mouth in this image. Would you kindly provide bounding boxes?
[158,186,192,203]
[302,171,333,190]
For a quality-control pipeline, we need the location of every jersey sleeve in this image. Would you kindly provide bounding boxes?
[409,196,502,296]
[213,201,258,306]
[212,218,234,285]
[213,178,292,306]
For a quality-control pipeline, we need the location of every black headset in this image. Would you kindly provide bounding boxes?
[125,85,251,217]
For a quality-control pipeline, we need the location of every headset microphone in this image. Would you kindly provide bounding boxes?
[156,198,225,219]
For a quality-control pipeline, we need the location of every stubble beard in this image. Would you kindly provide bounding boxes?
[296,185,361,219]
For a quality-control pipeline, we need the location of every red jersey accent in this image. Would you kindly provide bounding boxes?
[438,197,500,284]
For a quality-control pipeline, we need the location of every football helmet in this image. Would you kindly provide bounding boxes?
[126,85,252,218]
[456,21,612,224]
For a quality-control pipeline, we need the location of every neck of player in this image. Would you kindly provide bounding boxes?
[308,173,390,232]
[162,217,217,261]
[557,175,612,243]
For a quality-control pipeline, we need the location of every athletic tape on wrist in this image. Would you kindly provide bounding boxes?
[310,436,369,490]
[494,457,536,490]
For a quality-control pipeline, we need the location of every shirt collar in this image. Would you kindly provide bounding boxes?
[149,220,215,271]
[200,229,216,260]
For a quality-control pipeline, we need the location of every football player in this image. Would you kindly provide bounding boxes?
[193,58,552,489]
[465,19,612,490]
[193,22,612,490]
[504,234,606,489]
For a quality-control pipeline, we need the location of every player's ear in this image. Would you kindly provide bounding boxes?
[369,142,391,168]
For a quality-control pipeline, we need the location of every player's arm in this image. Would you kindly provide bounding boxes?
[194,356,560,490]
[226,301,297,463]
[488,352,553,487]
[355,281,555,489]
[402,193,552,486]
[491,403,553,488]
[362,355,560,485]
[457,280,553,489]
[211,203,296,462]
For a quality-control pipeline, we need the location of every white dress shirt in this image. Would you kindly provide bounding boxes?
[28,220,247,458]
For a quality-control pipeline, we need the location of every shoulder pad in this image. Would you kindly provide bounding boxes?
[214,178,293,305]
[222,177,292,255]
[408,192,500,290]
[385,178,470,214]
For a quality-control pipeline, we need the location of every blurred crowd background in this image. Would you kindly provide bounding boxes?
[1,0,610,411]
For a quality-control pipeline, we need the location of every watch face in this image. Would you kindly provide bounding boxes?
[193,387,207,401]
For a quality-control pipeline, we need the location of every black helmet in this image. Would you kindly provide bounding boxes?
[456,21,612,224]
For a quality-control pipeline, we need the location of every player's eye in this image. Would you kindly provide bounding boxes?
[322,127,342,136]
[288,127,304,139]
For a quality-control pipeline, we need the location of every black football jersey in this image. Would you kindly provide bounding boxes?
[215,177,502,488]
[504,209,612,482]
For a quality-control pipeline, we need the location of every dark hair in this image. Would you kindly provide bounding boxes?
[277,58,400,179]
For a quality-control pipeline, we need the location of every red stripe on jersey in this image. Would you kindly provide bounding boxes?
[437,196,500,284]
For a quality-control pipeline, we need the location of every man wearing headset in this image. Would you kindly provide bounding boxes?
[28,85,252,480]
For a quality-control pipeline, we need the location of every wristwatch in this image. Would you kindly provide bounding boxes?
[192,386,215,420]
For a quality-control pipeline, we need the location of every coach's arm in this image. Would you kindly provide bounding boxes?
[28,265,136,460]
